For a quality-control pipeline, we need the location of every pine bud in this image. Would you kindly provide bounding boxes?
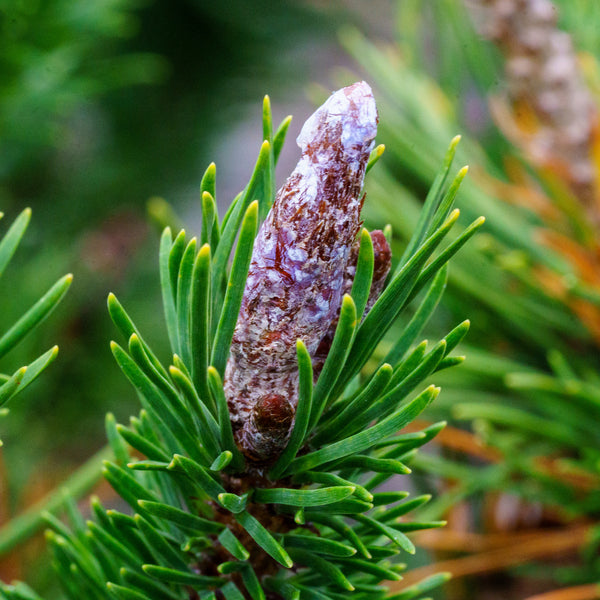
[225,81,379,463]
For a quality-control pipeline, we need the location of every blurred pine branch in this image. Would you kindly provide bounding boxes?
[338,0,600,595]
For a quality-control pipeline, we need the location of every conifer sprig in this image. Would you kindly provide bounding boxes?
[2,89,480,600]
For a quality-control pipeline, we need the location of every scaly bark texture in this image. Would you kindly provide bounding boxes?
[224,81,380,463]
[466,0,599,216]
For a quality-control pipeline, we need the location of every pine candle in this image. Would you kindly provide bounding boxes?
[224,81,390,463]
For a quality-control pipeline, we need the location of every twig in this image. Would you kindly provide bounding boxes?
[390,523,590,589]
[525,584,600,600]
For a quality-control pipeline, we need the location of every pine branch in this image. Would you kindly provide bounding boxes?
[2,84,480,600]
